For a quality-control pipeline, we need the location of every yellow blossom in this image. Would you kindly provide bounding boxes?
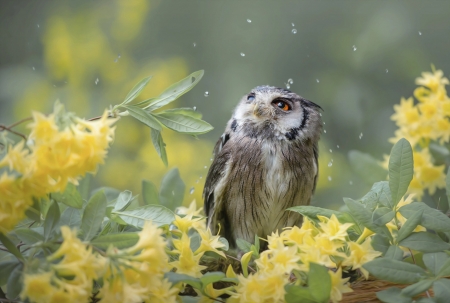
[298,246,335,271]
[195,227,226,258]
[343,238,382,279]
[415,69,449,92]
[329,267,353,303]
[176,200,204,217]
[170,233,206,277]
[173,213,204,234]
[317,214,353,241]
[21,271,54,303]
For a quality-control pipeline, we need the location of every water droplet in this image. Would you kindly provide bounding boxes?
[210,158,213,161]
[204,166,207,169]
[288,78,293,84]
[204,91,209,97]
[240,52,246,57]
[385,69,389,73]
[337,145,340,149]
[323,129,327,133]
[328,176,332,181]
[114,54,121,63]
[319,113,322,116]
[291,23,295,27]
[418,31,422,36]
[292,29,297,34]
[193,106,197,111]
[32,66,35,70]
[193,42,197,47]
[316,79,320,83]
[285,83,290,89]
[95,78,99,85]
[200,176,203,179]
[323,122,326,125]
[247,19,252,23]
[196,179,199,184]
[359,132,363,139]
[37,24,40,28]
[329,149,333,153]
[190,187,195,194]
[352,45,357,51]
[349,180,353,185]
[328,161,333,167]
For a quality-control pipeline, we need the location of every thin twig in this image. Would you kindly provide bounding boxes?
[7,117,33,129]
[408,248,416,264]
[0,125,27,140]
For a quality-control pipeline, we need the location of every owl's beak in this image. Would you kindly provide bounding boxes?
[253,102,273,118]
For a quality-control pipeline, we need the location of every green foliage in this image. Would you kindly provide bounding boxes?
[285,263,331,303]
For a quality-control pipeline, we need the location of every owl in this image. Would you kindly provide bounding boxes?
[203,85,322,250]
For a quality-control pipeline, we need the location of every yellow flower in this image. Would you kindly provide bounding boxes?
[256,237,300,273]
[98,270,148,303]
[317,214,353,241]
[145,278,178,303]
[172,213,204,234]
[176,200,204,217]
[21,271,54,303]
[170,233,206,277]
[280,225,313,247]
[415,69,449,92]
[298,247,335,271]
[329,267,353,303]
[391,97,420,125]
[343,238,382,279]
[195,227,226,258]
[314,234,346,256]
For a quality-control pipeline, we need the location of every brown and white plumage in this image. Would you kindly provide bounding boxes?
[203,85,322,249]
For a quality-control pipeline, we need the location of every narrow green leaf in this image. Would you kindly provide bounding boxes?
[363,258,427,284]
[142,179,160,205]
[14,229,44,245]
[6,263,23,299]
[164,272,202,289]
[437,256,450,277]
[146,70,204,110]
[0,260,20,286]
[51,183,83,209]
[112,204,174,228]
[423,252,449,276]
[236,238,252,252]
[159,168,185,210]
[77,173,92,201]
[90,233,139,250]
[114,190,134,211]
[446,166,450,210]
[123,105,162,130]
[123,76,152,105]
[24,197,41,223]
[385,245,403,261]
[44,201,61,241]
[308,263,331,303]
[372,207,395,226]
[200,272,226,288]
[60,207,82,229]
[285,285,316,303]
[373,181,393,209]
[348,150,388,186]
[401,279,433,297]
[396,209,423,243]
[389,138,414,206]
[414,298,437,303]
[376,287,413,303]
[81,190,107,241]
[371,234,391,254]
[158,107,203,119]
[287,205,344,222]
[399,232,450,253]
[399,202,450,232]
[155,112,213,135]
[151,129,168,166]
[434,278,450,303]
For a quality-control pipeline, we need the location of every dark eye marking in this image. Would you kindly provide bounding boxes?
[247,94,255,102]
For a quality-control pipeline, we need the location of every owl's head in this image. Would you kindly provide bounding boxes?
[231,85,322,142]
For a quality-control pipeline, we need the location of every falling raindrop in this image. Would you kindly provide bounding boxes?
[193,42,197,47]
[337,145,340,149]
[204,91,209,97]
[316,79,320,83]
[37,24,40,28]
[328,161,333,167]
[292,29,297,34]
[95,78,99,85]
[204,166,207,169]
[32,66,35,71]
[247,19,252,23]
[352,45,357,51]
[329,149,333,153]
[319,113,322,116]
[288,78,293,84]
[240,52,246,57]
[210,158,213,162]
[285,83,290,89]
[385,69,389,73]
[418,31,422,36]
[349,180,353,185]
[114,54,121,63]
[323,129,327,133]
[323,122,326,125]
[328,176,332,181]
[196,179,199,184]
[291,23,295,27]
[200,176,203,179]
[193,106,197,111]
[190,187,195,194]
[359,132,363,139]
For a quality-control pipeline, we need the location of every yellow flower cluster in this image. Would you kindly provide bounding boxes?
[0,108,116,233]
[229,215,381,303]
[388,68,449,199]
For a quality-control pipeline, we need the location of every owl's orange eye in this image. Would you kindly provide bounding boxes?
[275,101,291,111]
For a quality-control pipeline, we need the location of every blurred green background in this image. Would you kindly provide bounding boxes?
[1,0,450,210]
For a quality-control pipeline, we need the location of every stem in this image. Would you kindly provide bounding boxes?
[0,125,27,140]
[8,117,33,129]
[409,249,416,264]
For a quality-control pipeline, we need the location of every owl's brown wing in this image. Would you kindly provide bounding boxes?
[203,132,231,231]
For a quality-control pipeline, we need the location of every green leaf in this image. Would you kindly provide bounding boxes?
[371,234,391,254]
[399,202,450,232]
[90,233,139,250]
[287,205,344,221]
[158,107,203,119]
[308,263,331,303]
[396,209,423,243]
[434,278,450,303]
[363,258,427,284]
[0,233,24,261]
[123,105,162,130]
[0,260,20,286]
[200,272,226,288]
[285,285,316,303]
[44,201,61,241]
[112,205,174,228]
[60,207,82,229]
[348,150,388,185]
[146,70,204,110]
[423,252,449,276]
[236,238,252,252]
[77,173,91,201]
[373,207,395,226]
[401,279,433,297]
[414,298,436,303]
[24,197,41,223]
[385,245,403,261]
[142,179,159,205]
[399,232,450,253]
[164,272,202,290]
[151,129,168,166]
[6,263,23,300]
[123,76,152,105]
[51,183,83,209]
[376,287,413,303]
[446,167,450,210]
[14,228,44,245]
[370,181,393,209]
[159,168,185,210]
[155,112,213,135]
[437,256,450,278]
[219,237,229,252]
[388,138,414,206]
[81,190,107,241]
[114,190,134,211]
